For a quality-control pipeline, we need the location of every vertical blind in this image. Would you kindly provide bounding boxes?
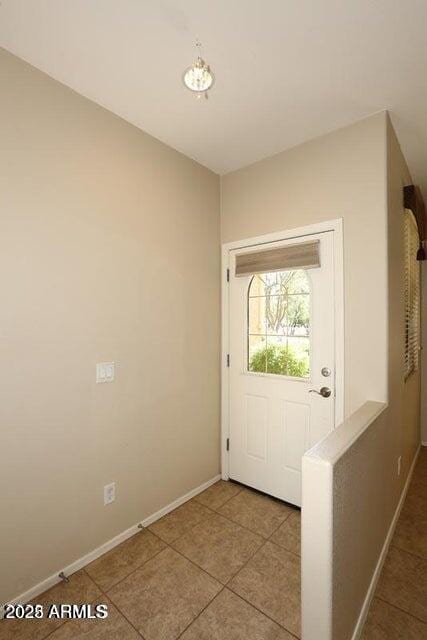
[404,210,421,378]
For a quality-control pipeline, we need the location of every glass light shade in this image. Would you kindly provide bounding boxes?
[183,57,214,94]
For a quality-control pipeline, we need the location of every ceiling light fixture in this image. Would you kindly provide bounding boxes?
[182,40,214,100]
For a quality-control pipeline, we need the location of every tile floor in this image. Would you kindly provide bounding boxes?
[0,482,299,640]
[1,448,424,640]
[361,446,427,639]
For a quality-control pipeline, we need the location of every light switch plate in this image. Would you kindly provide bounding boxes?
[96,362,115,384]
[104,482,115,505]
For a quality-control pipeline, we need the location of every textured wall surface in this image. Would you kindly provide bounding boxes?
[332,406,390,639]
[302,402,387,640]
[0,49,221,604]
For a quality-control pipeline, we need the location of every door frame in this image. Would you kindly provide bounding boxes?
[221,218,344,480]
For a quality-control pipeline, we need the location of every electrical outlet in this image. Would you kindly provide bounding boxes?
[397,456,402,477]
[104,482,115,505]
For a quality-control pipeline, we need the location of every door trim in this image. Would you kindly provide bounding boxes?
[221,218,344,480]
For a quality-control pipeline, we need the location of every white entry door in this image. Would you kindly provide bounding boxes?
[228,231,336,506]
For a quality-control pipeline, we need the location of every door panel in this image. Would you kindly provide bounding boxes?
[245,394,268,460]
[282,401,310,471]
[228,231,335,506]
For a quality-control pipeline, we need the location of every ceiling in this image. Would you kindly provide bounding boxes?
[1,1,427,192]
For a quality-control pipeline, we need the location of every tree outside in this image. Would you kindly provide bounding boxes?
[248,270,310,377]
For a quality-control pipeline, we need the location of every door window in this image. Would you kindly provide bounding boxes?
[248,270,310,377]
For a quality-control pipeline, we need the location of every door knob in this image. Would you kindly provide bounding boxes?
[309,386,332,398]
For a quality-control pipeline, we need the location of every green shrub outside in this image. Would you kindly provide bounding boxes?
[249,343,309,377]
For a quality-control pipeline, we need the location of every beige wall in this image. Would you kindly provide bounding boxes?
[221,112,389,416]
[0,49,220,604]
[223,113,422,639]
[387,115,420,488]
[310,121,421,640]
[302,401,388,640]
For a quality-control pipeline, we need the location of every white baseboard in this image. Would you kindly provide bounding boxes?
[350,445,421,640]
[2,474,221,616]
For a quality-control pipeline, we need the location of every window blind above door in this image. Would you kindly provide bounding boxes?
[235,240,320,276]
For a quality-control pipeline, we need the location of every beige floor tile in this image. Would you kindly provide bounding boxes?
[414,447,427,476]
[85,529,166,590]
[393,509,427,560]
[403,474,427,515]
[361,597,426,639]
[195,481,242,511]
[403,447,427,520]
[180,588,295,640]
[218,488,293,538]
[172,513,263,583]
[270,510,301,555]
[148,500,212,544]
[0,570,101,640]
[362,447,427,638]
[44,598,139,640]
[375,546,427,622]
[229,541,301,637]
[108,547,221,640]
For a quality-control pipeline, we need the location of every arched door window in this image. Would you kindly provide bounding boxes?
[248,270,310,377]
